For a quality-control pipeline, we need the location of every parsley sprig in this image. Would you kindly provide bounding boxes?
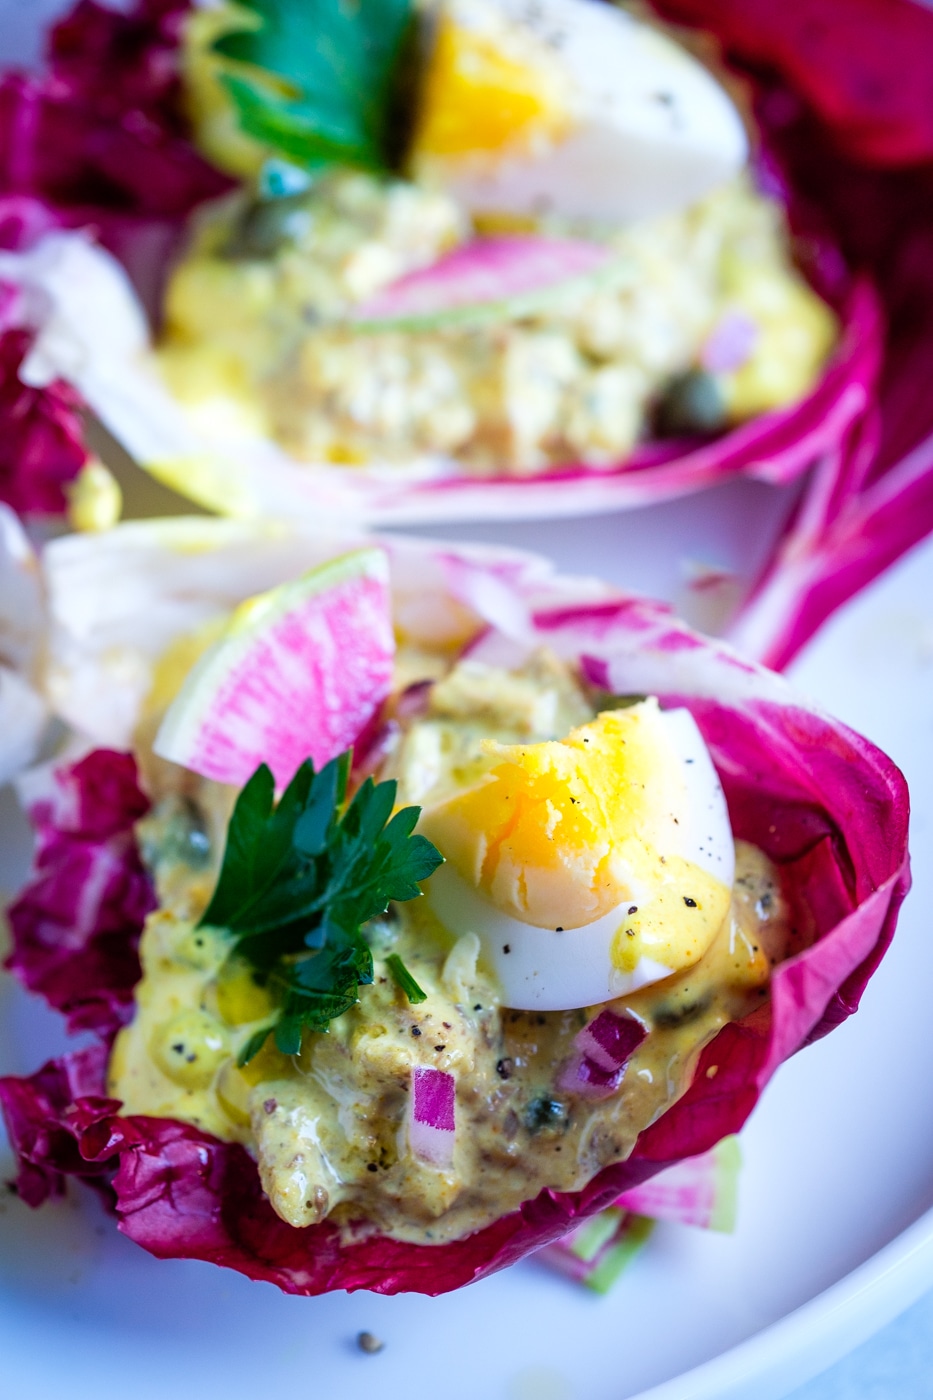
[212,0,416,175]
[199,751,443,1062]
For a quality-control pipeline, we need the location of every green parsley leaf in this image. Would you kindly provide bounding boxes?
[212,0,416,175]
[202,751,443,1062]
[385,952,427,1004]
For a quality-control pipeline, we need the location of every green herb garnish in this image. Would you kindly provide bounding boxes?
[212,0,416,175]
[385,952,427,1005]
[200,751,443,1062]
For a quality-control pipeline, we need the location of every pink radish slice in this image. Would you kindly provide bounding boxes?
[154,548,394,791]
[540,1210,654,1293]
[351,237,614,330]
[615,1136,741,1231]
[409,1066,456,1168]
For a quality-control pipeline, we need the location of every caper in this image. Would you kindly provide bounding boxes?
[224,193,313,260]
[652,993,712,1029]
[524,1095,567,1132]
[593,692,649,712]
[167,920,227,972]
[655,369,727,437]
[142,795,211,873]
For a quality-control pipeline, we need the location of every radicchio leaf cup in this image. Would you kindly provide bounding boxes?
[0,0,888,528]
[0,520,910,1295]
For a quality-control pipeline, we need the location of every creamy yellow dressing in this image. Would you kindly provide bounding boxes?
[608,851,729,974]
[113,649,789,1245]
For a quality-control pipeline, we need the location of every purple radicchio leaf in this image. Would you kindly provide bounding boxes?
[0,0,231,312]
[6,748,156,1038]
[0,1045,114,1208]
[649,0,933,667]
[0,322,89,515]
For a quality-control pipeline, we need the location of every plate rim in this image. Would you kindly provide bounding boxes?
[624,1171,933,1399]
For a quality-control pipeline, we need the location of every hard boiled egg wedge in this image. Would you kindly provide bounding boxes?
[419,701,735,1010]
[410,0,748,223]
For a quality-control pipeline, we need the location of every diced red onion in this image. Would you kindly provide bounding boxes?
[575,1010,647,1073]
[558,1011,649,1100]
[558,1051,624,1101]
[700,311,759,373]
[350,717,400,783]
[579,654,611,690]
[394,680,434,723]
[408,1066,456,1169]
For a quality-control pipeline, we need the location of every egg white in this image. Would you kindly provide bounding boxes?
[425,706,734,1010]
[433,0,748,223]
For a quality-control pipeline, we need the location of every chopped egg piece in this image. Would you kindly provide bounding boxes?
[410,0,748,222]
[419,701,734,1009]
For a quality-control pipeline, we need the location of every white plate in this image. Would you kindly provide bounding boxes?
[2,482,932,1400]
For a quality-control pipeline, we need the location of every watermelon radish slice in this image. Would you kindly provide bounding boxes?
[349,237,620,332]
[614,1134,742,1231]
[538,1210,655,1293]
[539,1136,740,1290]
[154,548,394,791]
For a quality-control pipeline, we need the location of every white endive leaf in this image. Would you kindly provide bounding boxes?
[40,517,609,745]
[0,667,47,787]
[0,504,44,673]
[0,505,47,786]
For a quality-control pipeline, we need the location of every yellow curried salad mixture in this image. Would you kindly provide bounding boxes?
[158,174,834,475]
[111,648,788,1245]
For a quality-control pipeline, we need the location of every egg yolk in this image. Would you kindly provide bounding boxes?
[411,7,573,163]
[419,705,721,933]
